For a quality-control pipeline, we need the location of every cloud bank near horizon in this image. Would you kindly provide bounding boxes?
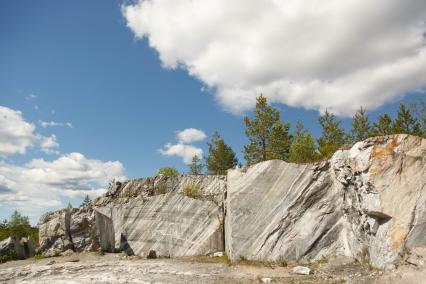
[123,0,426,116]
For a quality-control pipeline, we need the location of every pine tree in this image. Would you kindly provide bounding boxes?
[350,107,372,142]
[372,114,393,136]
[206,132,238,175]
[265,121,293,161]
[81,194,92,207]
[188,155,203,175]
[243,95,281,165]
[289,121,317,163]
[410,98,426,138]
[317,110,347,159]
[392,103,422,136]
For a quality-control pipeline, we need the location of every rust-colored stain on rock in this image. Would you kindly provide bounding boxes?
[390,225,408,252]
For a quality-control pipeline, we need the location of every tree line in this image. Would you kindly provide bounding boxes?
[157,95,425,175]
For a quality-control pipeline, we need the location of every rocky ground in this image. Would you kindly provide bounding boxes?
[1,252,426,283]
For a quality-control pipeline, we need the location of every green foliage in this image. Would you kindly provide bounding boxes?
[392,103,423,136]
[289,121,318,163]
[206,131,238,175]
[182,185,202,199]
[0,210,38,246]
[188,155,203,175]
[277,256,288,267]
[266,121,293,161]
[410,98,426,137]
[155,184,167,195]
[243,95,283,165]
[372,114,393,136]
[81,194,92,207]
[351,107,372,142]
[317,110,347,159]
[157,166,180,177]
[0,249,17,263]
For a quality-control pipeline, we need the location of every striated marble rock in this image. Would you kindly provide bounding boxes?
[225,135,426,269]
[96,193,224,257]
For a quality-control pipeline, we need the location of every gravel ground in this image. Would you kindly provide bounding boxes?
[0,252,425,284]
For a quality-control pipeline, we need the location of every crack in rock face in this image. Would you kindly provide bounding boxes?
[37,135,426,270]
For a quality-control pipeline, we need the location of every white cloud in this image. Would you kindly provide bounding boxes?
[25,94,38,100]
[176,128,207,143]
[0,106,37,157]
[0,106,64,157]
[160,143,203,164]
[39,134,60,155]
[0,153,126,218]
[39,120,73,128]
[123,0,426,116]
[160,128,205,163]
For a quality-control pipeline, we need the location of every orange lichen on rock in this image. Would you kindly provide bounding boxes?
[390,225,408,252]
[371,139,399,159]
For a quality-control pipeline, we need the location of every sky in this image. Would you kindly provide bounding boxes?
[0,0,425,224]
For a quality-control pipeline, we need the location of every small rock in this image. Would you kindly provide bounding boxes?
[61,249,75,257]
[261,277,272,283]
[46,260,55,265]
[66,255,80,262]
[147,250,157,259]
[292,266,310,275]
[213,252,224,257]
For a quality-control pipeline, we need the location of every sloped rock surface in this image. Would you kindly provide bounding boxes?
[225,135,426,269]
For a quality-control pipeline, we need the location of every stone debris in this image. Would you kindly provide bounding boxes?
[292,266,311,275]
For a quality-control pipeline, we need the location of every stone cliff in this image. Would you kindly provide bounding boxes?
[39,135,426,269]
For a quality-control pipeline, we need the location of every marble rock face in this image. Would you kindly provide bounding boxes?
[38,135,426,269]
[225,135,426,269]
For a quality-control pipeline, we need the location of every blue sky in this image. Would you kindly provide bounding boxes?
[0,0,425,223]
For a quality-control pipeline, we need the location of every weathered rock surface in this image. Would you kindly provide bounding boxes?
[39,175,226,258]
[0,236,35,260]
[95,175,226,257]
[225,135,426,269]
[37,135,426,270]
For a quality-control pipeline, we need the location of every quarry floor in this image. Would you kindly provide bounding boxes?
[0,253,425,284]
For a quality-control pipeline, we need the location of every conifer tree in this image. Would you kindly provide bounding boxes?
[317,110,347,159]
[289,121,317,163]
[410,98,426,137]
[392,103,422,136]
[265,121,293,161]
[81,194,92,207]
[188,155,203,175]
[350,107,372,142]
[206,132,238,175]
[372,114,393,136]
[243,95,283,165]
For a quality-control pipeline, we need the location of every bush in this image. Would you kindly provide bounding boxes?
[157,167,180,177]
[0,250,17,263]
[182,185,202,199]
[0,210,39,245]
[156,184,167,195]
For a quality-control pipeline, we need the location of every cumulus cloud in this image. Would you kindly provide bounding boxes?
[0,106,63,156]
[0,153,126,218]
[176,128,207,143]
[39,120,73,128]
[160,128,205,163]
[39,134,60,155]
[0,106,37,156]
[123,0,426,115]
[160,143,203,164]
